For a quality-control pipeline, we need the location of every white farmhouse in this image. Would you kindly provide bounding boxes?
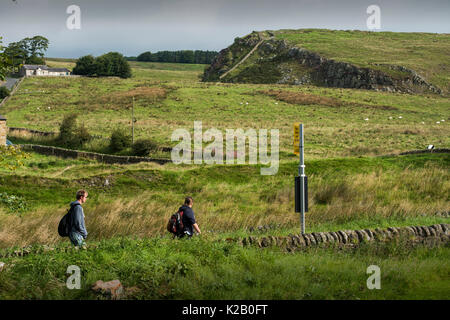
[20,65,71,77]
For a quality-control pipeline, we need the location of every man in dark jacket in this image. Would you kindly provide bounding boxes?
[179,196,201,238]
[69,190,88,247]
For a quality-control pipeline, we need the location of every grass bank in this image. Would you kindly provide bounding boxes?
[0,236,448,299]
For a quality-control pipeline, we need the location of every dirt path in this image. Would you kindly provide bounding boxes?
[219,38,266,80]
[51,165,75,178]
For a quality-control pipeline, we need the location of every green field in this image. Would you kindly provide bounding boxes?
[4,61,449,159]
[1,30,450,299]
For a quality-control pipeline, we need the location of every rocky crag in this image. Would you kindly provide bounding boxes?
[203,32,442,94]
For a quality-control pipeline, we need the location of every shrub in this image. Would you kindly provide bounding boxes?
[0,86,10,99]
[109,128,132,152]
[0,145,29,170]
[72,55,97,76]
[0,192,28,213]
[132,138,158,157]
[75,123,92,147]
[57,114,92,149]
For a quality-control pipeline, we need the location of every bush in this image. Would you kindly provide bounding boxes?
[109,128,132,152]
[72,55,96,76]
[132,139,158,157]
[57,114,92,149]
[96,52,131,78]
[0,86,10,99]
[0,145,29,170]
[0,192,28,213]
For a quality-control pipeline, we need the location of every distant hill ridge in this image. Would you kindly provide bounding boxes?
[203,29,449,94]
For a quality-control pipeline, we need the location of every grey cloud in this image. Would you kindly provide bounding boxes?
[0,0,448,58]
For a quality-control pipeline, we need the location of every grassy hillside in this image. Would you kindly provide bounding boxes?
[1,54,449,300]
[0,151,448,248]
[3,63,449,158]
[272,29,450,93]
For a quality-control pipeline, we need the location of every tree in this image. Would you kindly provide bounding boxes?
[58,113,92,149]
[73,52,131,78]
[137,51,153,62]
[180,50,194,63]
[4,41,27,73]
[72,55,96,76]
[135,50,218,64]
[24,36,49,61]
[109,128,132,152]
[0,86,10,99]
[0,37,8,80]
[2,35,49,73]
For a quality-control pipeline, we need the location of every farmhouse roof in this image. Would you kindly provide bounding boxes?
[0,115,6,121]
[48,68,70,72]
[22,65,70,72]
[22,65,48,70]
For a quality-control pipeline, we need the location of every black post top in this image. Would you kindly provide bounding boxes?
[0,115,6,121]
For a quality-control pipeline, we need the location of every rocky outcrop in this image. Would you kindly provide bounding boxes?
[203,32,442,94]
[238,224,450,251]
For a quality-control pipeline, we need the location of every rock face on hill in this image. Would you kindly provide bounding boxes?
[203,32,441,94]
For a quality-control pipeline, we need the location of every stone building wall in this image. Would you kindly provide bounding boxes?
[0,119,6,146]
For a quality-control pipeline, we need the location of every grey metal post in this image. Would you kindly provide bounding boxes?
[299,124,305,234]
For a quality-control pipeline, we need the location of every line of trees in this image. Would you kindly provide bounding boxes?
[0,37,7,80]
[72,52,131,78]
[133,50,218,64]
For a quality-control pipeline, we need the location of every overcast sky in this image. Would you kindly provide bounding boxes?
[0,0,449,58]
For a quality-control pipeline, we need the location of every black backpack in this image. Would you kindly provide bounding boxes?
[167,209,184,237]
[58,203,80,237]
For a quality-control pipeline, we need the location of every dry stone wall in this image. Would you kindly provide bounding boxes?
[237,224,449,251]
[8,127,57,137]
[19,144,171,165]
[0,224,448,259]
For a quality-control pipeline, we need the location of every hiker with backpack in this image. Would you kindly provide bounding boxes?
[58,190,88,247]
[167,196,201,238]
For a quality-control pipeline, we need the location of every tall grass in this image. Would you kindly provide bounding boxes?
[0,235,448,299]
[1,162,448,248]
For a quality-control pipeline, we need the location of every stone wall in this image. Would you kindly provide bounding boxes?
[236,224,449,251]
[19,144,171,165]
[8,127,57,137]
[0,119,6,146]
[1,223,448,258]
